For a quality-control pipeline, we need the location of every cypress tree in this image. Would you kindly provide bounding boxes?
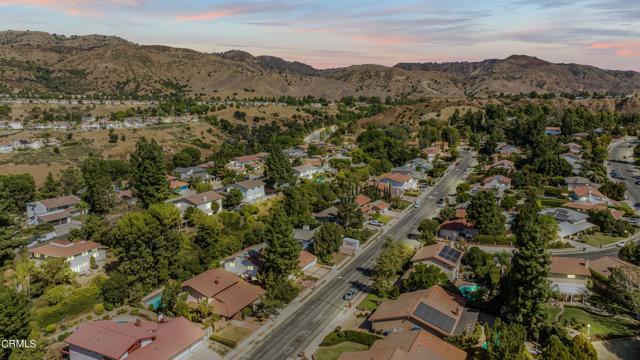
[130,138,168,208]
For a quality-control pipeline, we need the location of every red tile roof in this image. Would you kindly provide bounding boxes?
[571,185,604,198]
[65,317,205,360]
[482,175,511,186]
[356,194,372,207]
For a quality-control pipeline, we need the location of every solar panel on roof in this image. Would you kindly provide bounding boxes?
[438,246,462,263]
[413,302,456,333]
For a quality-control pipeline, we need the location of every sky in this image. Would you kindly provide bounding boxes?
[0,0,639,70]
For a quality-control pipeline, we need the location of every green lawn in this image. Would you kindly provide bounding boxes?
[357,294,389,311]
[546,306,562,321]
[315,342,369,360]
[214,324,252,343]
[559,306,640,339]
[373,214,393,224]
[581,233,625,247]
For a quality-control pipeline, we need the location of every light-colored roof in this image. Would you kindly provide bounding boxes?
[339,330,467,360]
[293,163,319,172]
[37,195,81,210]
[29,240,104,258]
[482,175,511,185]
[233,153,267,163]
[557,221,594,238]
[66,317,205,360]
[550,256,590,276]
[540,207,589,223]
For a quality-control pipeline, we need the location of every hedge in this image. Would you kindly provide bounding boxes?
[210,334,238,348]
[34,285,100,327]
[539,198,568,207]
[320,329,382,347]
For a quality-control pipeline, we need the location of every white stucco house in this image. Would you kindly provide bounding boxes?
[228,179,266,203]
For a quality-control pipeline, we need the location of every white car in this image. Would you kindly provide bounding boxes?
[368,220,384,227]
[414,202,421,208]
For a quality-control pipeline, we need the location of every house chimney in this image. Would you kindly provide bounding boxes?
[303,225,310,231]
[135,318,143,327]
[203,195,207,202]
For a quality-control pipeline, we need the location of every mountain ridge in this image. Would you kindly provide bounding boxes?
[1,30,639,99]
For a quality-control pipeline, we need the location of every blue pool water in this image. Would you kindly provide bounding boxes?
[458,284,482,300]
[144,294,162,310]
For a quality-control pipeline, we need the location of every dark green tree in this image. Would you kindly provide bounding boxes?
[484,318,527,360]
[542,336,572,360]
[568,335,598,360]
[0,285,31,360]
[312,223,344,260]
[505,203,551,329]
[39,172,61,199]
[0,174,35,213]
[59,166,85,195]
[81,157,114,214]
[260,205,300,280]
[403,264,448,292]
[223,188,243,209]
[337,193,364,229]
[467,191,505,236]
[264,146,293,188]
[159,280,181,316]
[130,138,168,208]
[101,271,128,306]
[417,218,439,244]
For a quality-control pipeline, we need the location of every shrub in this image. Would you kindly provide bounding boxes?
[320,329,382,347]
[57,331,72,342]
[104,303,114,312]
[210,334,238,348]
[34,285,100,327]
[86,315,93,320]
[93,303,105,315]
[129,308,140,316]
[44,324,57,334]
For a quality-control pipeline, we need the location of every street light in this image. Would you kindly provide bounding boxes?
[587,323,591,340]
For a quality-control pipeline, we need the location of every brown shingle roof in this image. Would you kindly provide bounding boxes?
[39,195,81,210]
[183,191,223,205]
[482,175,511,185]
[381,173,412,183]
[550,256,590,276]
[589,256,638,279]
[571,185,604,198]
[29,240,104,258]
[339,330,467,360]
[37,208,74,223]
[298,250,317,269]
[356,194,372,207]
[369,285,465,336]
[234,179,265,190]
[410,243,461,268]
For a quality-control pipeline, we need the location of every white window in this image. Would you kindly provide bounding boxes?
[567,274,576,279]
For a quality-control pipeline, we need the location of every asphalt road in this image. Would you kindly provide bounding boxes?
[241,151,476,360]
[608,138,640,206]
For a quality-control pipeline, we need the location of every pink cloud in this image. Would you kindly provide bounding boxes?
[589,40,640,57]
[0,0,142,17]
[176,9,240,22]
[350,34,415,46]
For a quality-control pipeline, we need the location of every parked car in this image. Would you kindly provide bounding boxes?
[368,220,384,227]
[343,287,358,300]
[414,202,421,208]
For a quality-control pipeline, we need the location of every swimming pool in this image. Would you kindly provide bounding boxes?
[458,284,482,300]
[144,293,162,310]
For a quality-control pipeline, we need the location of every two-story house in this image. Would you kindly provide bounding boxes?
[29,240,106,273]
[228,179,266,203]
[26,195,83,226]
[174,166,210,182]
[293,163,323,180]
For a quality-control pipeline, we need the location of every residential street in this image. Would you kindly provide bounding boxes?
[237,151,476,360]
[608,137,640,206]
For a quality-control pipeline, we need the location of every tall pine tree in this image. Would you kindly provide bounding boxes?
[130,138,168,207]
[81,156,114,214]
[504,202,551,330]
[260,205,300,281]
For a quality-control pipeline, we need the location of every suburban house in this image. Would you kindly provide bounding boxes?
[369,285,468,337]
[545,127,562,136]
[378,173,418,194]
[174,166,210,182]
[166,191,223,215]
[569,185,608,205]
[338,330,467,360]
[294,227,318,250]
[481,175,511,192]
[298,250,317,271]
[560,153,583,175]
[181,268,265,319]
[115,189,137,207]
[564,176,598,191]
[496,143,522,157]
[539,207,595,241]
[167,176,189,194]
[228,179,266,203]
[0,142,13,153]
[222,243,265,281]
[361,199,391,216]
[392,158,433,177]
[589,256,639,287]
[26,195,83,226]
[225,153,268,174]
[484,159,515,172]
[564,142,583,155]
[548,256,591,300]
[355,194,372,208]
[29,240,106,273]
[438,219,476,241]
[409,243,463,280]
[63,317,209,360]
[293,163,323,179]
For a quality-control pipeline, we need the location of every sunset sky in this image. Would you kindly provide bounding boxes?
[1,0,638,70]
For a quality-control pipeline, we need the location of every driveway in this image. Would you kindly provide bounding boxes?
[179,342,222,360]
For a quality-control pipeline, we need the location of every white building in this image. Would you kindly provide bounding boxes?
[293,163,323,179]
[228,179,266,203]
[166,191,223,215]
